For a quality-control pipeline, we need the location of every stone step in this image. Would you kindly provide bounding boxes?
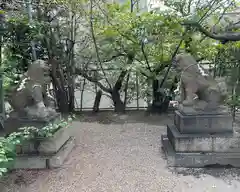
[174,110,233,134]
[161,135,240,168]
[3,113,62,136]
[38,126,71,154]
[48,136,75,168]
[15,124,71,155]
[167,125,240,153]
[13,137,75,169]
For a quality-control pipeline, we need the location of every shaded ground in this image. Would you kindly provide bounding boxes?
[1,112,240,192]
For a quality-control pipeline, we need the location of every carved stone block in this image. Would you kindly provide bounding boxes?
[167,125,240,153]
[3,113,61,136]
[167,125,213,152]
[162,135,240,168]
[38,126,70,154]
[174,110,233,134]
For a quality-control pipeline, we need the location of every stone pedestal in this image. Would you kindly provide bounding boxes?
[14,136,75,169]
[4,114,75,169]
[174,110,233,134]
[161,110,240,167]
[3,113,61,136]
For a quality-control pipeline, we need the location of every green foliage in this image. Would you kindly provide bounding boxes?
[1,0,239,110]
[0,116,73,177]
[1,15,40,95]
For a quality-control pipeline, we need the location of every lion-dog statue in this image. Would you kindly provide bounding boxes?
[8,59,58,120]
[173,53,228,113]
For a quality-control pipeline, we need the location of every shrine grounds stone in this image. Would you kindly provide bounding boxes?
[4,114,75,169]
[14,137,75,169]
[161,110,240,167]
[174,110,233,134]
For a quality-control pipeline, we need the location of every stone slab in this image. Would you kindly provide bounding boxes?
[13,137,75,169]
[9,115,64,155]
[174,110,233,134]
[212,133,240,152]
[13,156,48,169]
[161,135,240,168]
[38,126,70,154]
[3,113,62,136]
[178,104,229,115]
[48,137,75,168]
[167,125,240,153]
[21,141,37,154]
[167,125,214,152]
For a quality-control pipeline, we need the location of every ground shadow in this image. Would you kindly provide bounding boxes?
[74,110,174,126]
[169,167,240,184]
[0,169,51,188]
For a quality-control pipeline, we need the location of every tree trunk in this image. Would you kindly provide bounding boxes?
[55,88,69,113]
[152,79,160,103]
[49,58,69,113]
[93,90,102,112]
[123,73,130,107]
[111,89,125,113]
[150,79,170,113]
[68,77,75,112]
[109,55,134,112]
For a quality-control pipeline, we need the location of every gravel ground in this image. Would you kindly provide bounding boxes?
[1,113,240,192]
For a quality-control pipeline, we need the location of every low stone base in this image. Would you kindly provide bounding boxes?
[3,113,61,136]
[13,137,75,169]
[167,125,240,153]
[161,135,240,167]
[174,110,233,134]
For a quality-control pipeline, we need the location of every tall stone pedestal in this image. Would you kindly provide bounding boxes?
[161,110,240,167]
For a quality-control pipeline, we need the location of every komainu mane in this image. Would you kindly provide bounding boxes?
[173,53,228,113]
[8,60,57,120]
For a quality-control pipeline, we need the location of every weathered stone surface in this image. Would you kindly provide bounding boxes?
[13,137,75,169]
[48,137,75,168]
[14,156,47,169]
[3,113,61,137]
[162,135,240,168]
[174,110,233,134]
[167,125,213,152]
[38,127,70,154]
[7,59,58,121]
[167,125,240,153]
[173,53,228,113]
[212,132,240,152]
[21,141,37,154]
[15,144,22,154]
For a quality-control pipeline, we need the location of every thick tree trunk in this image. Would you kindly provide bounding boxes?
[111,89,125,113]
[55,88,69,113]
[150,79,170,113]
[93,90,102,112]
[49,58,69,113]
[109,55,134,112]
[68,77,75,112]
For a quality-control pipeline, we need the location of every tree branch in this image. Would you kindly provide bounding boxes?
[159,33,186,88]
[113,55,134,91]
[183,21,240,41]
[102,53,126,62]
[141,41,152,73]
[75,68,112,93]
[89,0,112,89]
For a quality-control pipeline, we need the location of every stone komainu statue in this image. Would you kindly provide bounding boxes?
[8,60,57,120]
[173,53,228,113]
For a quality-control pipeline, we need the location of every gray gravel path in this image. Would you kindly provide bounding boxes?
[1,114,240,192]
